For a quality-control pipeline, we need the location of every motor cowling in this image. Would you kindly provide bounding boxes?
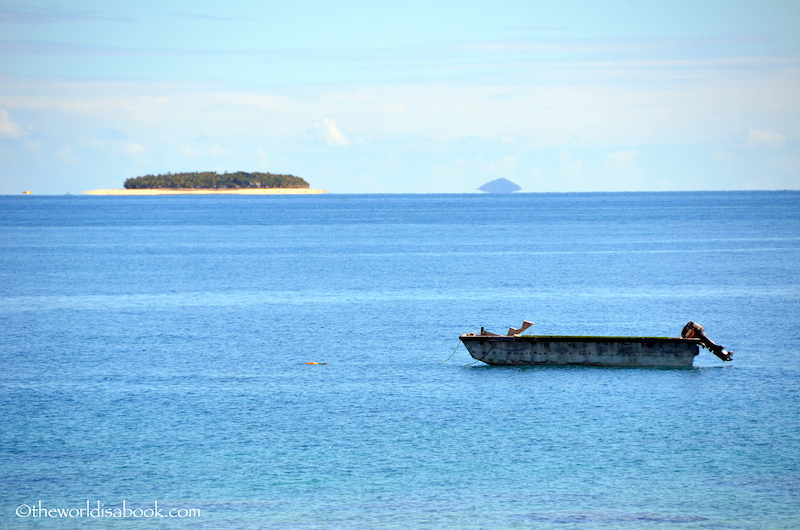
[682,322,732,361]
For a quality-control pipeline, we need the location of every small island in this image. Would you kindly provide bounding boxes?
[83,171,328,195]
[478,178,521,193]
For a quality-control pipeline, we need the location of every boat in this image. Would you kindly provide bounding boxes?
[459,321,732,367]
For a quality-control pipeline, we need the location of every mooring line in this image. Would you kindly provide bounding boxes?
[437,341,461,364]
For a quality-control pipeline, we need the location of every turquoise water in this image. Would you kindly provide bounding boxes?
[1,192,799,529]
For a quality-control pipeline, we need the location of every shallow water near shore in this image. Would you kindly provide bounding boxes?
[1,191,799,529]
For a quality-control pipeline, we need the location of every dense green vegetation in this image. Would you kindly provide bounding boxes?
[124,171,309,189]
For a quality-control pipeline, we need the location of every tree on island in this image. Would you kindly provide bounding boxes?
[124,171,309,189]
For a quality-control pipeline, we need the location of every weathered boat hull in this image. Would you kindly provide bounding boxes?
[460,335,701,367]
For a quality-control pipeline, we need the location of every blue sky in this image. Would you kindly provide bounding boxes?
[1,0,798,193]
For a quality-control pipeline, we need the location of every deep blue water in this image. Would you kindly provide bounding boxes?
[1,191,799,529]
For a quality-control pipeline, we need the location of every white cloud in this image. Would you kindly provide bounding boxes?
[0,109,21,138]
[1,69,798,193]
[179,144,198,157]
[255,148,271,169]
[560,151,584,179]
[56,145,76,163]
[25,139,44,156]
[747,127,786,147]
[315,118,349,147]
[605,149,639,166]
[177,143,228,158]
[208,144,228,157]
[711,150,735,161]
[568,159,584,177]
[123,142,145,155]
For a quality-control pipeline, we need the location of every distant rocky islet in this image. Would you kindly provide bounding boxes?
[478,178,522,193]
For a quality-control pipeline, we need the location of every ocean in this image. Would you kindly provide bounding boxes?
[1,191,799,529]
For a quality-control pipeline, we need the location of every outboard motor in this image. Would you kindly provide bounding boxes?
[682,322,733,361]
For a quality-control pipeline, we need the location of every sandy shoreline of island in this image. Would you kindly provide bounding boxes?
[83,188,328,196]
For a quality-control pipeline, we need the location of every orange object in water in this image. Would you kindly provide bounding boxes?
[305,362,328,365]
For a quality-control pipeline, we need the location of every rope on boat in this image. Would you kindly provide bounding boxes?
[437,341,461,364]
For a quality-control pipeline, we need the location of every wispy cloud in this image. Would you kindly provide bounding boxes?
[159,12,251,22]
[0,40,432,62]
[0,33,794,105]
[507,26,569,33]
[1,74,795,149]
[0,108,20,137]
[56,145,76,163]
[122,142,145,155]
[747,127,786,147]
[0,40,119,55]
[315,118,349,147]
[178,144,198,157]
[453,35,775,55]
[208,144,228,157]
[0,4,133,24]
[711,150,735,161]
[606,150,639,167]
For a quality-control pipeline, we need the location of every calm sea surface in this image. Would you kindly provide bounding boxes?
[1,191,799,529]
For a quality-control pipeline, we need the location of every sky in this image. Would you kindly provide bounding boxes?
[0,0,798,194]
